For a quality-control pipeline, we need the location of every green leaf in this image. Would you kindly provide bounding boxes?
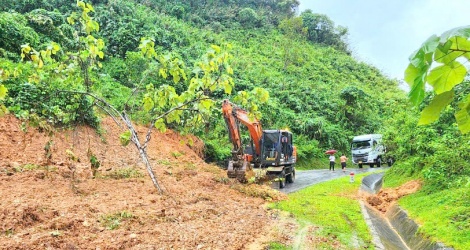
[200,99,213,110]
[119,131,131,146]
[143,96,154,112]
[439,26,470,43]
[0,85,7,100]
[66,16,75,25]
[418,90,454,125]
[449,36,470,51]
[427,61,467,94]
[435,49,461,64]
[408,76,426,106]
[154,118,167,132]
[404,63,420,85]
[210,44,221,53]
[223,81,232,94]
[422,35,440,54]
[455,95,470,134]
[159,68,168,79]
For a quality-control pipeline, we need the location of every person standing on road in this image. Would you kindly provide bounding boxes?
[340,154,348,172]
[329,154,336,171]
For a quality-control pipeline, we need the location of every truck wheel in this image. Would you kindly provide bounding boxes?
[279,170,286,189]
[377,158,382,167]
[286,168,295,183]
[359,163,363,168]
[370,163,374,168]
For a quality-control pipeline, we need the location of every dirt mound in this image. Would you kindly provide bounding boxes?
[365,180,421,213]
[0,115,286,249]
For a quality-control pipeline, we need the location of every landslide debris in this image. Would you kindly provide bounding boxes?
[0,115,286,249]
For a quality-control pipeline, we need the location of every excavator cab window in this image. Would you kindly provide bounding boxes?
[262,132,280,160]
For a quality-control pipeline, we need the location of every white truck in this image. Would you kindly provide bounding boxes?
[351,134,386,168]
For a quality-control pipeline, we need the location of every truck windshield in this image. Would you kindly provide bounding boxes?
[351,140,371,150]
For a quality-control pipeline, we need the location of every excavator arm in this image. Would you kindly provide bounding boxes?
[222,99,262,180]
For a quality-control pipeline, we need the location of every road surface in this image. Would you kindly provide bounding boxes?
[272,167,385,193]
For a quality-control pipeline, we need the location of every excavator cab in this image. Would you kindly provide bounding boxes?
[261,130,295,167]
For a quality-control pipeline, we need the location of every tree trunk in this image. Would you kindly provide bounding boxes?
[122,112,163,194]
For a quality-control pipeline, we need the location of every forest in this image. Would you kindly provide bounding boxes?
[0,0,469,248]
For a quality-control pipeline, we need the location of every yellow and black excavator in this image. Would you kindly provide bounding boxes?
[222,99,296,188]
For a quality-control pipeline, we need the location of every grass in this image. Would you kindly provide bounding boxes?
[171,151,184,158]
[267,242,289,250]
[105,167,145,179]
[270,173,374,249]
[12,164,57,173]
[398,186,470,250]
[382,163,417,188]
[100,211,134,230]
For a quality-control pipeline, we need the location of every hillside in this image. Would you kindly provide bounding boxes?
[0,115,286,249]
[0,0,405,168]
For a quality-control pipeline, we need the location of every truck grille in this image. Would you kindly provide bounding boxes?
[353,153,368,162]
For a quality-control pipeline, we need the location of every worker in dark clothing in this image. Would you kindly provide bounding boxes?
[281,134,288,160]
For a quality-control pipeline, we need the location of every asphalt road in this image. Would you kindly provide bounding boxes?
[272,167,386,193]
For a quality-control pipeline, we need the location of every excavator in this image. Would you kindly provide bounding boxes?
[222,99,296,188]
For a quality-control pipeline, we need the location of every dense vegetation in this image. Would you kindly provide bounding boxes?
[0,0,400,167]
[1,0,468,192]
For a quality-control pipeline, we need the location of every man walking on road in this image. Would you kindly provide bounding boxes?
[340,154,348,172]
[329,154,335,171]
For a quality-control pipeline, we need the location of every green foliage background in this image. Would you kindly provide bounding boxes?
[1,0,468,189]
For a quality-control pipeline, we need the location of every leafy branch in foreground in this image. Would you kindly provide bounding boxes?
[405,26,470,133]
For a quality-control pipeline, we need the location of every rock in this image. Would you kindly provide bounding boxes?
[9,162,20,168]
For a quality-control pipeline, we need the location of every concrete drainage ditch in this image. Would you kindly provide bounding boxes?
[360,173,453,250]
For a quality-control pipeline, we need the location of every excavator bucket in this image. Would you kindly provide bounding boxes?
[227,160,254,183]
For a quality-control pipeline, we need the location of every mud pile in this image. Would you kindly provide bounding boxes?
[0,115,286,249]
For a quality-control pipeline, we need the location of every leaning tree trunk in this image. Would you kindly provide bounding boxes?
[122,112,163,194]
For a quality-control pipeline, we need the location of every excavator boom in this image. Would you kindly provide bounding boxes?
[222,100,262,180]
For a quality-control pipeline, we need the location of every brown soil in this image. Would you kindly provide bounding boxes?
[365,180,422,213]
[0,115,287,249]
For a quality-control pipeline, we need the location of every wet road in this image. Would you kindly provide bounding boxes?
[272,167,385,193]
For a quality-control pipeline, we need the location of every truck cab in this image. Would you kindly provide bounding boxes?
[351,134,385,168]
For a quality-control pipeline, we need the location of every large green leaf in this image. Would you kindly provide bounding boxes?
[422,35,440,54]
[404,63,419,85]
[455,95,470,134]
[435,49,462,64]
[439,26,470,43]
[418,90,454,125]
[449,36,470,51]
[427,61,467,94]
[408,74,426,106]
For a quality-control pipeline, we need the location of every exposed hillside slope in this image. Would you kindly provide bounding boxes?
[0,115,286,249]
